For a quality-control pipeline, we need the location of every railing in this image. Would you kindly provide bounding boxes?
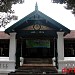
[20,57,24,66]
[58,60,75,71]
[0,57,15,73]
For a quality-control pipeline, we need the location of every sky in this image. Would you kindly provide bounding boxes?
[0,0,75,31]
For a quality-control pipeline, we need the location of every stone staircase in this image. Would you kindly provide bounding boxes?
[8,64,67,75]
[8,58,67,75]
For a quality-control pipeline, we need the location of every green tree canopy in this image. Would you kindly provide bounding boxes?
[0,0,24,12]
[0,0,24,28]
[52,0,75,14]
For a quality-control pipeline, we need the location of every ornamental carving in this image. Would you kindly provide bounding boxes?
[22,25,54,30]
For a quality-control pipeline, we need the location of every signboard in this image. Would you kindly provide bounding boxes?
[26,39,50,48]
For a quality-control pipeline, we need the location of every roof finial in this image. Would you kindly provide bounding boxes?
[35,2,38,11]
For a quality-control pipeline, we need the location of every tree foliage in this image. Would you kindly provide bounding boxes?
[0,0,24,28]
[51,0,65,4]
[0,0,24,12]
[52,0,75,14]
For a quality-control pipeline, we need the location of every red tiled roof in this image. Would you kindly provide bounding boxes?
[0,31,10,39]
[0,30,75,39]
[64,30,75,39]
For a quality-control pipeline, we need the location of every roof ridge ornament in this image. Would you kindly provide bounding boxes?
[35,2,38,11]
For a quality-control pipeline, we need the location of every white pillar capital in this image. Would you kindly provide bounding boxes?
[57,32,64,36]
[10,32,16,36]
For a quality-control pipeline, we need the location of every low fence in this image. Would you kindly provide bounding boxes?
[0,57,15,73]
[58,60,75,72]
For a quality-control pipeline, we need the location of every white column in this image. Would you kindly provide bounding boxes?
[9,33,16,61]
[57,32,64,71]
[57,32,64,60]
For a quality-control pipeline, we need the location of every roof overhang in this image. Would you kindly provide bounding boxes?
[5,4,70,38]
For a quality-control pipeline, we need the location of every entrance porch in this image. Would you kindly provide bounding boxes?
[16,38,55,67]
[4,31,66,73]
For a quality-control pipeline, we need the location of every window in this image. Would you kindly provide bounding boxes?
[64,39,75,57]
[0,40,9,57]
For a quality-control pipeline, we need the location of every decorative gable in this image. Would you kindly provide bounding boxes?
[22,25,55,30]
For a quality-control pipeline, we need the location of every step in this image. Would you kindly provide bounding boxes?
[18,64,58,73]
[8,72,67,75]
[22,64,53,67]
[24,58,52,64]
[8,63,63,75]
